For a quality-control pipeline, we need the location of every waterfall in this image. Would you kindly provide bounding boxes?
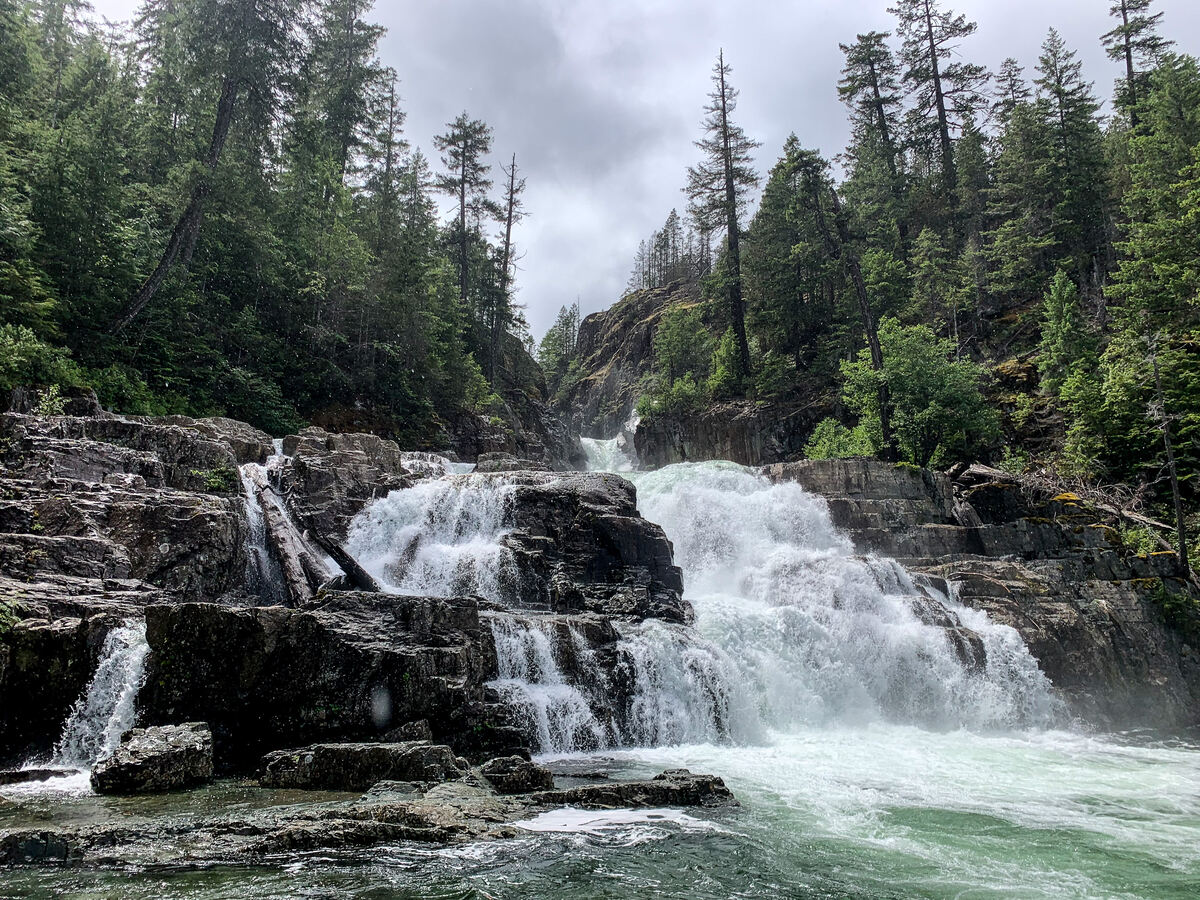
[345,476,520,601]
[342,448,1059,755]
[581,436,635,473]
[489,616,610,753]
[615,619,757,746]
[53,621,149,770]
[629,462,1060,732]
[239,445,288,605]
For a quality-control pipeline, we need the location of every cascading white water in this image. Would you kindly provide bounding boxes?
[615,618,756,746]
[239,444,288,605]
[52,621,149,770]
[489,616,610,753]
[618,458,1060,733]
[581,435,636,473]
[346,476,520,599]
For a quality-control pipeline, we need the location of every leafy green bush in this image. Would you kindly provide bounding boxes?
[90,364,159,415]
[840,318,999,467]
[804,418,875,460]
[35,383,65,415]
[707,328,743,399]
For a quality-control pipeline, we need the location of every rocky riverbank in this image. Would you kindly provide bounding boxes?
[0,404,729,867]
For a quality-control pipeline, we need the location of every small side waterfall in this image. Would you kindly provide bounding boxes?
[239,444,288,606]
[53,621,149,770]
[489,616,610,753]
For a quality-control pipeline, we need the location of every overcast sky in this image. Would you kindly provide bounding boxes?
[90,0,1200,339]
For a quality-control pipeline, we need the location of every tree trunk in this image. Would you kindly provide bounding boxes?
[113,61,241,334]
[812,187,896,461]
[1151,343,1190,573]
[493,155,518,387]
[459,154,468,307]
[1120,2,1140,128]
[922,0,956,191]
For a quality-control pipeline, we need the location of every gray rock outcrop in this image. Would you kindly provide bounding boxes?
[90,722,213,794]
[259,741,465,791]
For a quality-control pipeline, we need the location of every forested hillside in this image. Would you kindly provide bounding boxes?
[553,0,1197,569]
[0,0,536,447]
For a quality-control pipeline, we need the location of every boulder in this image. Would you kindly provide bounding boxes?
[259,741,464,791]
[90,722,213,794]
[479,756,555,794]
[139,594,501,765]
[532,768,737,809]
[498,472,689,623]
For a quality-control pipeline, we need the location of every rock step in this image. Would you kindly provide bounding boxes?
[0,533,129,580]
[259,741,465,791]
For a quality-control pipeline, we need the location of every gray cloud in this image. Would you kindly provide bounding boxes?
[92,0,1200,337]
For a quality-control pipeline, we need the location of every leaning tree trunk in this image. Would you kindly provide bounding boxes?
[113,64,241,334]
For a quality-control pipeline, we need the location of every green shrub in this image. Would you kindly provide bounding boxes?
[804,418,875,460]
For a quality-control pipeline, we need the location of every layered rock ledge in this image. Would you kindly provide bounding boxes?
[768,458,1200,728]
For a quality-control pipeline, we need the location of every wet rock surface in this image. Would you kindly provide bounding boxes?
[139,594,500,767]
[0,768,736,867]
[479,755,555,794]
[497,471,688,623]
[91,723,214,794]
[259,741,465,791]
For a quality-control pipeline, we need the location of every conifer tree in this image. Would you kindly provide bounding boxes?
[686,49,760,380]
[1103,0,1172,127]
[888,0,989,194]
[433,112,494,310]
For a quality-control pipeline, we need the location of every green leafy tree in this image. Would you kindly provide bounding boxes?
[841,318,998,466]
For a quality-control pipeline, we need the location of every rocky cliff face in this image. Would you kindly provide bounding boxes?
[561,281,700,437]
[0,407,681,767]
[768,458,1200,729]
[450,331,584,470]
[634,397,828,468]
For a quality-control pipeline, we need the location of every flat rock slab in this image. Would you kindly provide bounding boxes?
[259,741,466,791]
[480,756,555,794]
[91,722,213,794]
[0,768,736,867]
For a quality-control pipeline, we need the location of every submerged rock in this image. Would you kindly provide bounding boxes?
[259,741,465,791]
[90,722,213,794]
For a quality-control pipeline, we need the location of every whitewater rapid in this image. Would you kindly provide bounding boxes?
[344,436,1059,754]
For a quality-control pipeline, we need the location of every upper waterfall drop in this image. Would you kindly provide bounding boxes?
[345,476,519,601]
